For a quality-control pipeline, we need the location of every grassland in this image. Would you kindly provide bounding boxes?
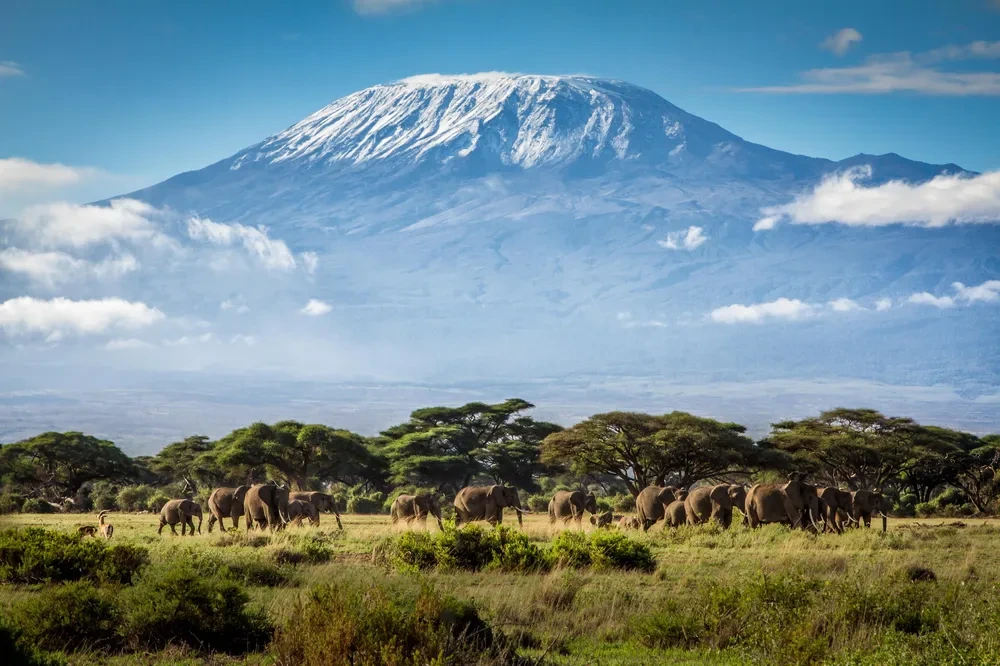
[2,511,1000,665]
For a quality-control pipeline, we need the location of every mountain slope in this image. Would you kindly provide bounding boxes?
[86,73,997,396]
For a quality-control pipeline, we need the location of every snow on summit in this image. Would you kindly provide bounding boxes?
[241,72,743,171]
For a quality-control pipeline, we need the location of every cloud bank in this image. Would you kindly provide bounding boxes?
[710,298,815,324]
[908,280,1000,309]
[0,158,105,191]
[755,166,1000,230]
[0,297,164,338]
[187,217,297,271]
[17,199,167,248]
[301,299,332,316]
[741,40,1000,95]
[0,248,138,287]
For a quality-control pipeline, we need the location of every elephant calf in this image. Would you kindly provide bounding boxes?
[391,493,444,530]
[287,499,320,527]
[207,486,248,533]
[665,500,687,527]
[288,491,343,530]
[548,490,598,527]
[159,499,203,536]
[635,486,680,531]
[617,515,641,530]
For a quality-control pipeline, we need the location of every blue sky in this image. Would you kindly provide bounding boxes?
[1,0,1000,206]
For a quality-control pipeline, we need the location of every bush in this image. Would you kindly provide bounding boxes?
[0,619,64,666]
[589,531,656,572]
[146,492,170,513]
[526,494,550,513]
[116,485,155,512]
[21,498,57,514]
[7,580,120,652]
[89,481,118,511]
[595,497,615,513]
[550,531,592,568]
[610,493,636,513]
[186,548,295,587]
[0,527,148,584]
[118,559,272,653]
[271,581,515,666]
[0,493,24,514]
[346,493,385,514]
[381,526,551,573]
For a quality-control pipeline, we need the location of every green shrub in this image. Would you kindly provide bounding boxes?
[186,548,295,587]
[116,485,155,512]
[271,581,514,666]
[146,492,170,513]
[293,533,334,563]
[0,527,148,584]
[89,481,118,511]
[595,497,614,513]
[118,559,272,653]
[527,494,550,513]
[21,498,57,514]
[346,494,384,514]
[0,619,64,666]
[610,493,636,512]
[381,526,550,573]
[0,492,24,514]
[550,531,592,568]
[590,531,655,571]
[7,580,120,652]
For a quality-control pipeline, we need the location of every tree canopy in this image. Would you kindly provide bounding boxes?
[377,398,561,493]
[541,411,771,496]
[0,432,133,497]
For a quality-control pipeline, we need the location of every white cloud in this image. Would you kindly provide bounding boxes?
[353,0,437,15]
[0,248,138,287]
[0,158,105,191]
[710,298,815,324]
[301,299,332,316]
[301,251,319,275]
[187,216,297,271]
[0,61,25,77]
[909,280,1000,309]
[164,333,215,347]
[17,198,167,248]
[755,166,1000,230]
[220,299,250,314]
[828,297,862,312]
[657,226,709,251]
[908,292,955,309]
[953,280,1000,303]
[875,297,893,312]
[740,41,1000,95]
[230,334,256,346]
[821,28,862,56]
[105,338,154,351]
[0,297,164,337]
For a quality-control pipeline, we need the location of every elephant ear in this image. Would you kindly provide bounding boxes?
[488,485,503,505]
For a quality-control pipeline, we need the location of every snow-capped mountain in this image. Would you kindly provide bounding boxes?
[3,73,996,448]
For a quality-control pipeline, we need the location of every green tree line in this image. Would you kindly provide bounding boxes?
[1,400,998,517]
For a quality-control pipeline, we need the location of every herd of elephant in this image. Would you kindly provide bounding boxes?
[154,482,526,535]
[155,477,889,536]
[591,476,889,533]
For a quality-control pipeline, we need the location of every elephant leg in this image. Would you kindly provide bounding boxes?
[181,519,187,536]
[207,513,217,533]
[158,521,164,535]
[169,522,178,536]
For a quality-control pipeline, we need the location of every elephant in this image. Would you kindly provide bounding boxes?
[745,477,821,530]
[390,493,444,530]
[244,483,291,531]
[685,484,736,528]
[665,500,687,527]
[453,485,527,527]
[289,491,343,530]
[547,490,599,527]
[590,511,615,528]
[158,499,203,536]
[287,499,320,527]
[674,489,689,502]
[817,487,856,533]
[851,489,889,531]
[635,486,679,531]
[206,486,249,533]
[618,515,641,530]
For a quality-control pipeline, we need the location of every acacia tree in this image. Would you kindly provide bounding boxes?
[378,398,560,493]
[950,439,1000,513]
[0,432,134,498]
[898,426,981,502]
[150,435,220,495]
[214,421,375,490]
[767,408,944,490]
[541,411,766,497]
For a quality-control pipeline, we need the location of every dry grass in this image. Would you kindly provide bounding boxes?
[3,512,1000,664]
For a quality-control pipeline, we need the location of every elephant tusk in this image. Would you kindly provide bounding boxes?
[517,508,532,514]
[808,510,821,532]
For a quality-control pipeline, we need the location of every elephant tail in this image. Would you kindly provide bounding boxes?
[390,501,399,524]
[746,495,759,527]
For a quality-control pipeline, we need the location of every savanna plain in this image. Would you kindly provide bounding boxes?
[2,511,999,666]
